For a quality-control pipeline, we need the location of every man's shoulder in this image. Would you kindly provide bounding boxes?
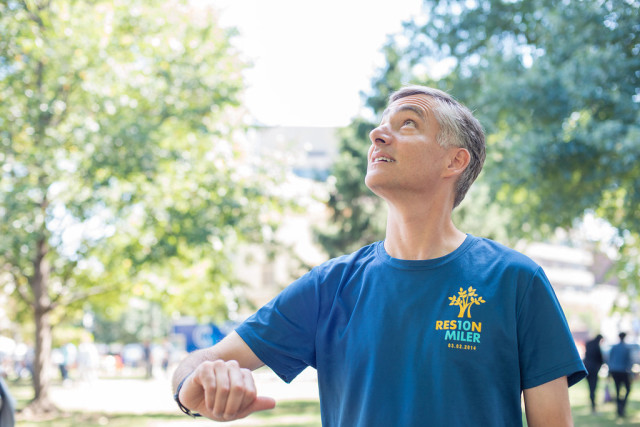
[324,241,380,265]
[468,235,540,271]
[314,242,380,276]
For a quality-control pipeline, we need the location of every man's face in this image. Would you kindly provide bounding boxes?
[365,94,452,200]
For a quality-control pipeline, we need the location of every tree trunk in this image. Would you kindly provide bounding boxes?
[33,308,53,401]
[457,303,469,318]
[23,238,58,415]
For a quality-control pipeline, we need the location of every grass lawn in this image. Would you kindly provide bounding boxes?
[14,401,322,427]
[11,378,321,427]
[10,377,640,426]
[563,381,640,427]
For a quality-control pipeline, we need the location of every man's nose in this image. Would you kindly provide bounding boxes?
[369,125,389,145]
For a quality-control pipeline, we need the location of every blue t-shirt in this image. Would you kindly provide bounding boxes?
[608,342,632,373]
[236,235,586,426]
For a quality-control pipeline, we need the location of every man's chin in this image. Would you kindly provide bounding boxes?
[364,175,387,197]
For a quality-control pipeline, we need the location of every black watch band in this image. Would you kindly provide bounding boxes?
[174,371,202,418]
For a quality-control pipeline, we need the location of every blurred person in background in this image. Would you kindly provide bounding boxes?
[583,334,604,413]
[608,332,633,418]
[77,336,99,382]
[162,339,174,377]
[143,341,153,379]
[171,86,586,426]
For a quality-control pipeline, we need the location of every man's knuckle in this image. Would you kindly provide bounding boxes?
[223,412,238,421]
[230,382,244,393]
[201,360,216,370]
[204,383,217,396]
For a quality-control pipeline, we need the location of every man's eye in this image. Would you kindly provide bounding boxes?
[403,119,416,127]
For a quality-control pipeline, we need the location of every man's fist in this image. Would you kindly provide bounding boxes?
[179,359,276,421]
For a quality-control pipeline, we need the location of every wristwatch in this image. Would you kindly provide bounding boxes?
[174,372,202,418]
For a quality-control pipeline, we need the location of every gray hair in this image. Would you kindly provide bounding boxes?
[389,85,486,208]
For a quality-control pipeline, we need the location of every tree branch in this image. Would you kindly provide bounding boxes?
[7,269,35,307]
[48,260,78,306]
[48,80,73,128]
[50,286,114,311]
[20,0,45,28]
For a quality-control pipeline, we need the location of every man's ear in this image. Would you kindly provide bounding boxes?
[443,147,470,178]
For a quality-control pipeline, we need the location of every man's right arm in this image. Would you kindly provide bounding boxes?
[171,331,276,421]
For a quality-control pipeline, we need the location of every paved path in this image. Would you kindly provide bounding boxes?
[49,367,319,424]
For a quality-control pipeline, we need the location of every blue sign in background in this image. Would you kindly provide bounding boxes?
[172,323,225,352]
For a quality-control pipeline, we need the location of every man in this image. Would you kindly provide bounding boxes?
[583,334,604,412]
[172,86,586,426]
[608,332,633,418]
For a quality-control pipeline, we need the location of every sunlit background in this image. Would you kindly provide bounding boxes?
[216,0,423,127]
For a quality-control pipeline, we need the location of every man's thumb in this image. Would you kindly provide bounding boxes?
[250,396,276,413]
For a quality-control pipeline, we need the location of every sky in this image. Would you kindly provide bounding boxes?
[215,0,423,127]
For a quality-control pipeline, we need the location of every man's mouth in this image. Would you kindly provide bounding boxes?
[372,156,395,163]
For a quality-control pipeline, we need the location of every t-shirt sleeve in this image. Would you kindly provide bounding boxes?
[516,267,587,389]
[235,268,320,383]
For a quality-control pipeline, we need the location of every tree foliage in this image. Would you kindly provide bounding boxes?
[403,0,640,236]
[319,0,639,269]
[0,0,288,412]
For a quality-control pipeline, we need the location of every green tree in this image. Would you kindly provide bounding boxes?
[402,0,639,234]
[399,0,639,289]
[0,0,287,413]
[319,0,639,276]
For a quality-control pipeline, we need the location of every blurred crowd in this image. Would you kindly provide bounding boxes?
[580,332,637,418]
[0,336,186,383]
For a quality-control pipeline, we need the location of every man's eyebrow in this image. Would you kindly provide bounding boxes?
[382,104,427,122]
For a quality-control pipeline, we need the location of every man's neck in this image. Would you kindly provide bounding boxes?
[383,202,466,260]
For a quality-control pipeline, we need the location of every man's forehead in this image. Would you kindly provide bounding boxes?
[382,94,436,119]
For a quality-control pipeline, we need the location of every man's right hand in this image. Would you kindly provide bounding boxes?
[179,359,276,421]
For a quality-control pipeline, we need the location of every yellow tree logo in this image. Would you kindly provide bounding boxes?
[449,286,485,318]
